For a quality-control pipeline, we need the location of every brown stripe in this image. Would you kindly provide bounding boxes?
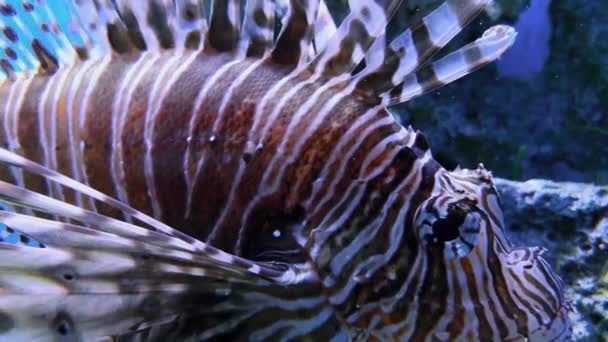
[53,66,82,207]
[410,248,450,339]
[151,53,233,231]
[16,76,51,196]
[459,257,494,339]
[121,56,159,216]
[180,59,251,245]
[307,118,399,229]
[304,116,377,213]
[68,62,98,212]
[83,58,132,219]
[271,0,316,65]
[445,261,465,337]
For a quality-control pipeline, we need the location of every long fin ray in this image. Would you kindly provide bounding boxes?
[311,0,337,56]
[307,0,403,78]
[175,0,207,50]
[0,147,197,246]
[0,239,270,340]
[0,158,308,340]
[0,148,297,281]
[270,0,320,66]
[240,0,276,57]
[206,0,241,52]
[0,0,209,80]
[386,25,517,105]
[354,0,490,99]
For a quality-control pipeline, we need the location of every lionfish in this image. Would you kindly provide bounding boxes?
[0,0,571,340]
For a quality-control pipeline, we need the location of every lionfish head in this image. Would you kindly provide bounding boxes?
[411,164,571,340]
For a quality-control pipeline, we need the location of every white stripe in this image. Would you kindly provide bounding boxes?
[468,250,502,340]
[329,152,428,307]
[326,132,409,275]
[48,66,75,204]
[308,116,394,218]
[144,51,198,219]
[78,55,113,213]
[37,70,62,201]
[111,53,158,215]
[183,58,244,219]
[302,105,381,209]
[204,59,264,241]
[423,258,456,342]
[3,80,27,188]
[309,180,369,262]
[209,69,310,249]
[260,76,352,196]
[422,1,460,47]
[355,153,428,279]
[66,59,101,209]
[238,75,350,249]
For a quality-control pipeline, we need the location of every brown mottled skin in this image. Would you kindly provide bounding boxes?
[0,52,414,255]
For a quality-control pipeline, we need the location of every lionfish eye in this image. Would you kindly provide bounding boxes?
[422,199,481,258]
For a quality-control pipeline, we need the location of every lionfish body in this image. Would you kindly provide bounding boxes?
[0,0,570,341]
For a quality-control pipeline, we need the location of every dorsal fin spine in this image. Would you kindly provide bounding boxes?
[351,0,494,101]
[312,1,337,54]
[240,0,275,57]
[270,0,320,67]
[385,25,516,105]
[175,0,207,51]
[207,0,241,52]
[308,0,403,78]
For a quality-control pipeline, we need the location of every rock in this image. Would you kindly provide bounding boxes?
[495,178,608,341]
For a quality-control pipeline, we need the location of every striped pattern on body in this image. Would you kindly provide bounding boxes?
[0,0,570,341]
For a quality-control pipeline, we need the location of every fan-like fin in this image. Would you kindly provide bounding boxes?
[354,0,490,98]
[0,149,323,340]
[0,148,294,281]
[0,223,272,340]
[206,0,241,52]
[386,25,517,105]
[307,0,403,78]
[0,148,198,246]
[240,0,276,57]
[270,0,320,66]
